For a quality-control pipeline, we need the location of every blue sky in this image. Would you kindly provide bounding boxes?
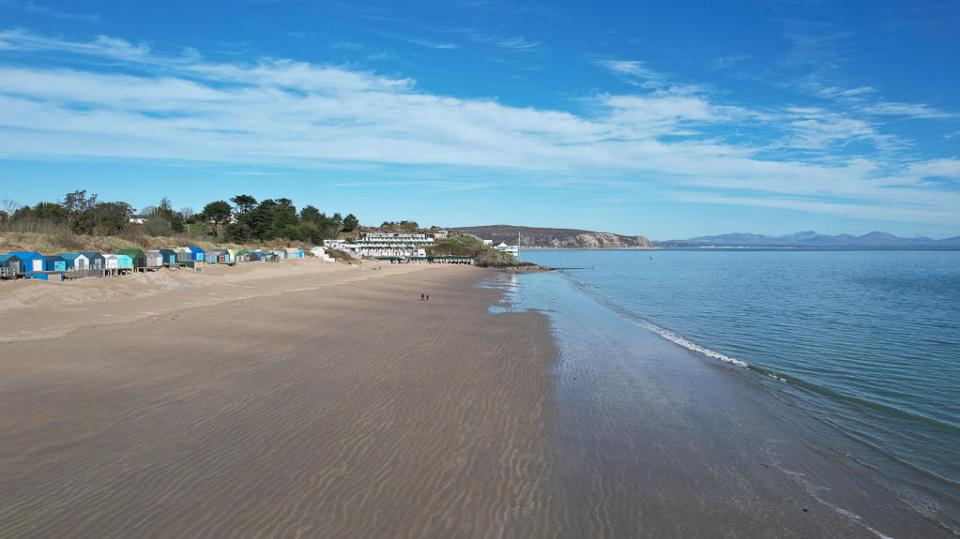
[0,0,958,239]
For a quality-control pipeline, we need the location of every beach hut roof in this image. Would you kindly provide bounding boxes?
[145,249,162,254]
[9,251,41,259]
[118,248,144,255]
[189,246,205,253]
[0,254,21,263]
[81,251,104,260]
[59,252,84,261]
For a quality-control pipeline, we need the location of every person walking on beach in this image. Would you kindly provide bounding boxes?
[420,292,425,301]
[425,293,430,302]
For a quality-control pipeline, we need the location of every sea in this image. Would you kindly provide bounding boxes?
[514,248,960,533]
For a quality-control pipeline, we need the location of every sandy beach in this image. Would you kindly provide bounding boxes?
[0,261,952,537]
[0,262,558,537]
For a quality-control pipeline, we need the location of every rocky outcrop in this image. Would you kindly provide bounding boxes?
[453,225,653,249]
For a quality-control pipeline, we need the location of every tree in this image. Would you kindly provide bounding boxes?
[63,190,97,220]
[230,194,258,215]
[342,213,359,232]
[155,196,184,233]
[32,202,69,223]
[200,200,232,234]
[300,205,322,225]
[72,201,132,235]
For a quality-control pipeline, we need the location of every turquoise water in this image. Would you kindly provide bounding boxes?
[520,249,960,531]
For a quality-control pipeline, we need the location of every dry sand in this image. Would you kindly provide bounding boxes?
[0,263,557,537]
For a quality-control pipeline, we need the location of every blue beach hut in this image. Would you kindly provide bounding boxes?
[45,255,67,272]
[189,246,205,262]
[9,251,44,273]
[158,249,177,266]
[117,254,134,270]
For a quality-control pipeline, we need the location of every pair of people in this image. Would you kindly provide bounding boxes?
[419,292,430,301]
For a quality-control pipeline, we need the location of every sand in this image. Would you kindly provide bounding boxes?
[0,263,557,537]
[1,262,949,537]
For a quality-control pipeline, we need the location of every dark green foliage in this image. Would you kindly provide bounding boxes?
[342,213,359,232]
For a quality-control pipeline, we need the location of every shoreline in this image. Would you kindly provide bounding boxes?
[508,270,955,538]
[1,264,953,537]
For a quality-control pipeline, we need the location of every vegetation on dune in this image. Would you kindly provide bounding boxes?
[0,190,361,251]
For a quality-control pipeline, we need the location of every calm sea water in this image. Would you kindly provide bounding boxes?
[520,249,960,531]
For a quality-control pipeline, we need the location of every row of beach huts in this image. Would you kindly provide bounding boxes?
[0,246,334,281]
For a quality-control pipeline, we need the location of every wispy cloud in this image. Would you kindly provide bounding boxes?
[401,37,459,50]
[0,29,958,226]
[2,1,101,23]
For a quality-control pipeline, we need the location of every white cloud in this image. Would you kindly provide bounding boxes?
[0,29,958,226]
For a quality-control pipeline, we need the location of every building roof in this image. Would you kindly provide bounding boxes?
[81,252,105,259]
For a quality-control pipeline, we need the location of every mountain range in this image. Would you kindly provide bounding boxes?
[658,231,960,249]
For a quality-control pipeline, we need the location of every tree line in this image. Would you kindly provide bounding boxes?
[0,190,359,244]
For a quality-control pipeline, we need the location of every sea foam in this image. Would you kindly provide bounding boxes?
[635,320,750,369]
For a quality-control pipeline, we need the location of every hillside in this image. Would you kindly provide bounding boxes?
[658,231,960,249]
[453,225,653,249]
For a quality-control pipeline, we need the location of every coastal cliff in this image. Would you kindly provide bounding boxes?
[453,225,653,249]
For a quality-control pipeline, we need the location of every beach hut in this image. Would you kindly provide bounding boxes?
[228,248,244,263]
[81,252,105,270]
[9,251,44,273]
[144,250,164,268]
[117,254,134,270]
[102,253,120,270]
[59,253,90,271]
[158,248,178,267]
[285,248,300,259]
[208,249,231,265]
[118,249,147,270]
[175,247,193,263]
[272,249,287,261]
[0,254,23,276]
[189,246,206,262]
[44,255,67,272]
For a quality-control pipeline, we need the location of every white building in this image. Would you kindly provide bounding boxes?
[334,232,435,259]
[494,242,519,257]
[482,239,493,246]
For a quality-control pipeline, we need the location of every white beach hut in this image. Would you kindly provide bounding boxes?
[102,253,120,270]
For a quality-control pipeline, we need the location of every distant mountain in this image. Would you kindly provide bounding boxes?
[453,225,653,249]
[658,231,960,249]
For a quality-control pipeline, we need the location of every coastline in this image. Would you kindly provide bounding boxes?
[509,270,954,538]
[0,264,953,537]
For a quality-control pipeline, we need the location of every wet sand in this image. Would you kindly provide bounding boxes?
[0,264,952,537]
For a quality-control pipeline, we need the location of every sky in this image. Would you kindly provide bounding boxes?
[0,0,958,239]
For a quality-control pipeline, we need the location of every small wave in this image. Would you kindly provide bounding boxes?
[635,320,751,369]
